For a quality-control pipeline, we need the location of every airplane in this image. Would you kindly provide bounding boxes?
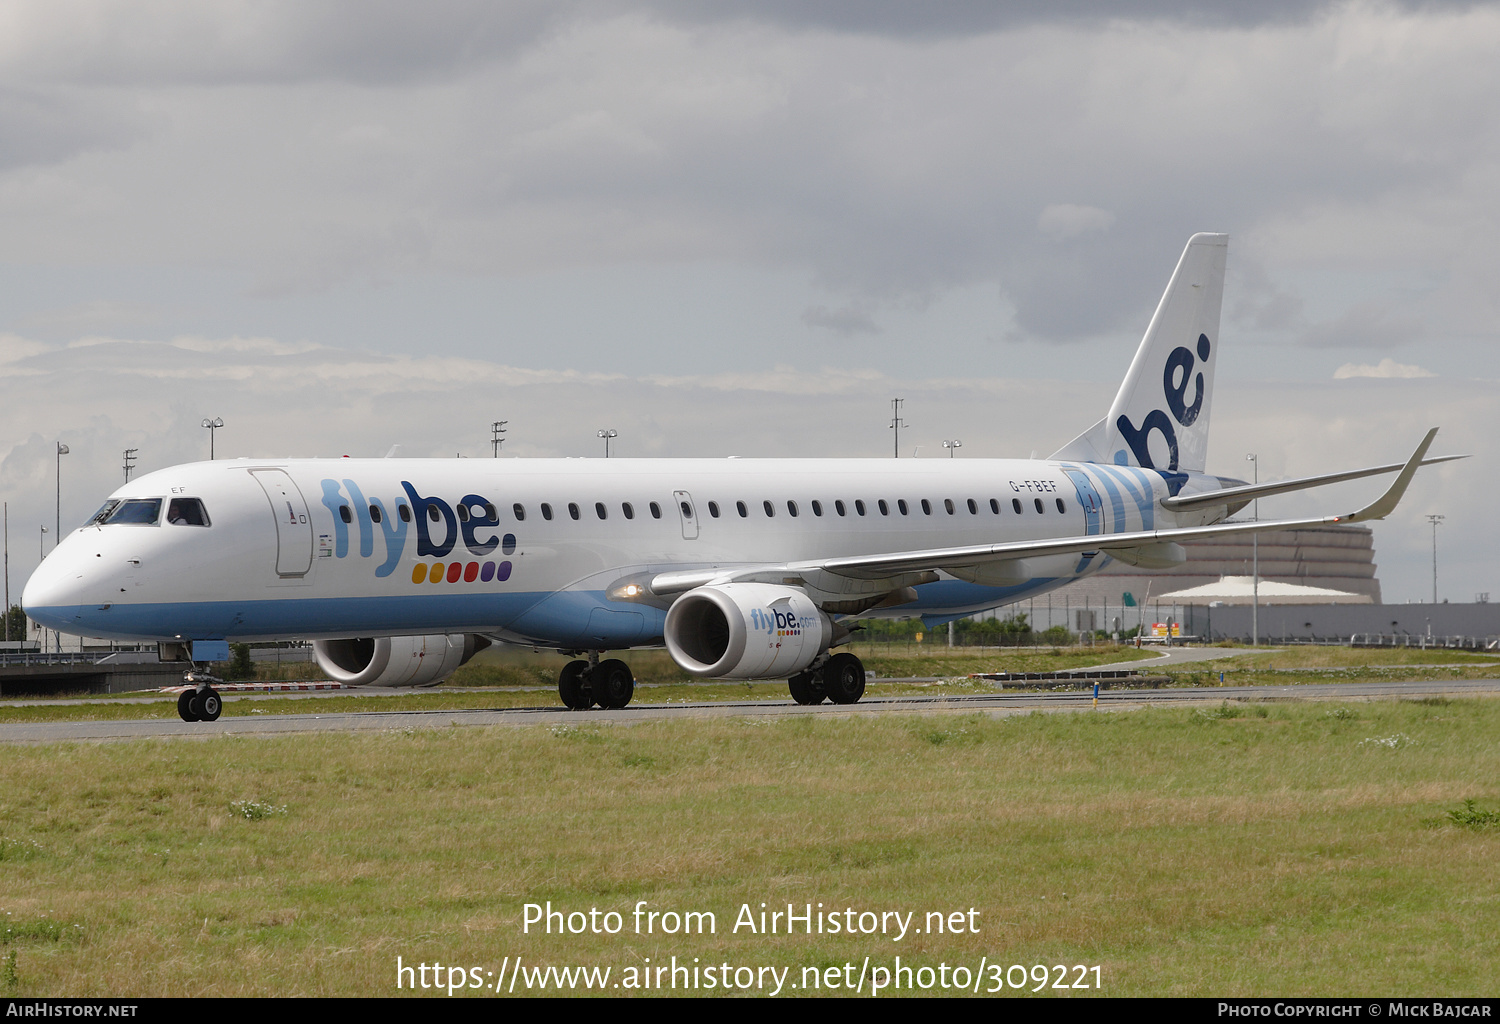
[22,233,1459,722]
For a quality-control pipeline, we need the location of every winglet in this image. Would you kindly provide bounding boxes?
[1335,428,1437,523]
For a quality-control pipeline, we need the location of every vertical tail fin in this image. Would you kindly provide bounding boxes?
[1051,232,1228,473]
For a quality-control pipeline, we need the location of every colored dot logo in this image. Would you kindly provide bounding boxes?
[411,560,513,585]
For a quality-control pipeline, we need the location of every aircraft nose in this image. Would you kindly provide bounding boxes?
[22,545,93,633]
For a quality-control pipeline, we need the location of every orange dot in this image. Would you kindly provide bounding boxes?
[429,563,444,584]
[410,564,426,585]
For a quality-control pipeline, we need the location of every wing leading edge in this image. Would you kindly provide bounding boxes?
[647,429,1441,599]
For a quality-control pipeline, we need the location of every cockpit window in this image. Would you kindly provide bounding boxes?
[89,500,121,525]
[103,498,163,526]
[166,498,211,527]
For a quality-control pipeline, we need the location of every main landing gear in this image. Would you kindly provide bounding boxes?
[558,654,635,710]
[176,670,224,722]
[787,652,866,706]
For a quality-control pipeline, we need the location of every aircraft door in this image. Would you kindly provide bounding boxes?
[249,469,314,577]
[1063,468,1104,536]
[672,490,699,540]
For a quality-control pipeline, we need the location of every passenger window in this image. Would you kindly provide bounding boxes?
[763,500,775,517]
[513,503,526,521]
[484,503,496,520]
[787,500,799,517]
[944,499,955,515]
[428,506,441,523]
[568,503,580,520]
[339,506,353,524]
[990,498,1000,514]
[1034,498,1044,514]
[736,501,748,518]
[811,500,822,517]
[708,501,720,518]
[897,499,908,515]
[835,500,846,517]
[1056,497,1066,513]
[1012,498,1023,514]
[369,504,382,524]
[457,503,470,522]
[680,501,693,519]
[855,500,866,516]
[541,503,554,521]
[919,499,930,515]
[966,499,977,515]
[166,498,211,527]
[878,500,888,516]
[650,502,662,519]
[595,502,607,520]
[623,502,635,520]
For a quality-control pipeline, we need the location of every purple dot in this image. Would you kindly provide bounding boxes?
[480,562,496,582]
[496,561,512,582]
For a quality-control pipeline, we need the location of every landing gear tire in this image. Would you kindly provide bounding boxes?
[787,669,825,705]
[592,659,635,709]
[199,688,223,722]
[558,659,592,710]
[177,689,200,722]
[823,653,866,705]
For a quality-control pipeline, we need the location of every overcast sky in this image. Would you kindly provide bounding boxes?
[1,0,1495,609]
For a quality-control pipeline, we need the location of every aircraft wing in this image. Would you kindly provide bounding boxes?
[648,429,1436,597]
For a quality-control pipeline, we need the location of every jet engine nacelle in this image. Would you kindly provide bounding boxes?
[312,634,489,687]
[664,583,833,679]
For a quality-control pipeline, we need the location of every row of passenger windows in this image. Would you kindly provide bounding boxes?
[337,495,1070,525]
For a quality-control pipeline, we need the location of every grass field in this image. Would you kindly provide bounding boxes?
[1,697,1498,996]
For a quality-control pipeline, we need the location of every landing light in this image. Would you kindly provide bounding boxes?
[607,580,653,602]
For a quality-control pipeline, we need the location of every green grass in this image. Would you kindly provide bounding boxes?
[0,699,1498,996]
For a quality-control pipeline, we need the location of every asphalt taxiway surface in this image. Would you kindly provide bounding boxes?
[2,677,1496,744]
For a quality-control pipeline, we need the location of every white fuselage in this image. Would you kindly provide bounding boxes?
[23,456,1221,647]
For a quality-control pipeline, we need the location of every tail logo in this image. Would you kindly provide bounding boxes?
[1115,333,1210,471]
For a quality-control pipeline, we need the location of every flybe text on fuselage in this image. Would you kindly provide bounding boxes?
[318,479,517,584]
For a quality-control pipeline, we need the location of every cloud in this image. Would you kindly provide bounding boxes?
[1297,302,1424,350]
[1333,358,1436,379]
[801,304,880,336]
[1037,204,1115,240]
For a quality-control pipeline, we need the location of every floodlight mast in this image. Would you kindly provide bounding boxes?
[1246,453,1258,647]
[201,417,224,460]
[890,398,906,458]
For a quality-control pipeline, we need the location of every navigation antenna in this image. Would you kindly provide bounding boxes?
[491,420,508,457]
[889,398,906,459]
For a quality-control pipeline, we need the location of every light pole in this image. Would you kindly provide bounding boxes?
[942,439,962,458]
[890,398,906,458]
[123,448,137,481]
[491,421,508,457]
[1246,453,1258,647]
[597,429,617,458]
[201,417,223,460]
[38,524,46,650]
[1428,514,1444,603]
[56,442,69,546]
